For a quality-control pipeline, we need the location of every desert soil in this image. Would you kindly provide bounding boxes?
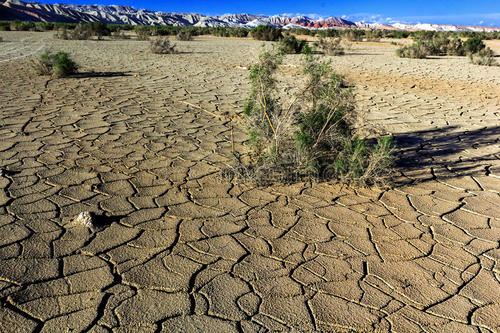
[0,31,499,332]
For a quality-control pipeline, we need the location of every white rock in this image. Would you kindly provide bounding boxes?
[75,211,93,228]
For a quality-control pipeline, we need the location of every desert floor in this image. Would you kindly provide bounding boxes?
[0,31,499,332]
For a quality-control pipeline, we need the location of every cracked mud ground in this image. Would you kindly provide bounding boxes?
[0,32,499,332]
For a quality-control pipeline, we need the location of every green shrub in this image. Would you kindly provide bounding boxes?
[150,37,176,54]
[31,51,78,77]
[315,37,345,56]
[278,35,307,54]
[52,52,78,77]
[240,46,394,185]
[464,37,485,54]
[396,43,429,58]
[469,47,497,66]
[10,20,35,31]
[251,25,283,41]
[176,29,193,41]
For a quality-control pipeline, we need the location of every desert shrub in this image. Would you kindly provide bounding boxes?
[0,21,10,31]
[364,30,382,42]
[230,27,249,37]
[55,22,110,40]
[176,29,193,41]
[469,47,497,66]
[420,35,465,56]
[31,51,77,77]
[10,20,36,31]
[150,37,176,54]
[251,25,283,41]
[134,26,152,40]
[240,47,394,185]
[463,37,485,54]
[396,42,429,58]
[111,29,130,39]
[343,30,363,42]
[315,37,344,56]
[278,35,308,54]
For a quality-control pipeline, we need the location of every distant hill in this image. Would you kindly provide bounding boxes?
[1,0,499,32]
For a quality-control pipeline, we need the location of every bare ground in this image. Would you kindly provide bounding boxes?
[0,31,499,332]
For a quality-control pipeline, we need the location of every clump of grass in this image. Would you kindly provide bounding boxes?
[177,29,193,41]
[239,46,394,186]
[315,37,345,56]
[278,35,308,54]
[31,51,78,77]
[150,37,176,54]
[469,47,497,66]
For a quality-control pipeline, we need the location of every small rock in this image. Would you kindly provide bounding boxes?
[75,211,94,228]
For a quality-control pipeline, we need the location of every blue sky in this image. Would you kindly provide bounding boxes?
[37,0,500,26]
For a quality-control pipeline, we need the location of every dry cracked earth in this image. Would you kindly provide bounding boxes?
[0,32,499,332]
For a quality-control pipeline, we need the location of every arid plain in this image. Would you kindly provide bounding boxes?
[0,31,499,332]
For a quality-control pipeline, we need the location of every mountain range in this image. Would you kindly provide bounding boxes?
[1,0,499,32]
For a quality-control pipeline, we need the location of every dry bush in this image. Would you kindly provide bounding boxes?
[176,30,193,41]
[239,46,394,186]
[469,47,497,66]
[111,30,130,40]
[315,37,345,56]
[396,43,429,59]
[150,37,176,54]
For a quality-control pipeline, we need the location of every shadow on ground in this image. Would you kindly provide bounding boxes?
[70,71,132,78]
[393,125,500,179]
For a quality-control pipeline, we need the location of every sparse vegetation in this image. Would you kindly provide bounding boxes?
[176,29,194,41]
[251,25,283,41]
[31,50,78,77]
[396,35,482,58]
[396,42,429,59]
[111,29,130,39]
[469,47,497,66]
[240,46,394,185]
[315,37,345,56]
[278,35,309,54]
[150,37,176,54]
[55,22,111,40]
[134,26,151,40]
[463,37,486,54]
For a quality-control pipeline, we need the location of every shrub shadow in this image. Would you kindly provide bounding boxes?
[70,71,132,78]
[393,125,500,180]
[92,214,127,229]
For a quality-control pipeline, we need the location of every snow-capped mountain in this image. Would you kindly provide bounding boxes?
[1,0,499,32]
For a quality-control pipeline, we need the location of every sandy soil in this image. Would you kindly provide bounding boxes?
[0,31,499,332]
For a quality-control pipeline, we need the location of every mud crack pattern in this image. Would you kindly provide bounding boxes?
[0,32,499,332]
